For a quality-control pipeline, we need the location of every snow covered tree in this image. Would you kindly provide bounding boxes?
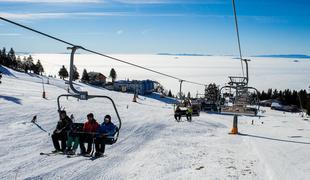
[58,65,68,79]
[24,55,34,73]
[81,69,89,83]
[109,68,117,83]
[16,56,23,71]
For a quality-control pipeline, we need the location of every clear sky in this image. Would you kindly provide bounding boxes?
[0,0,309,55]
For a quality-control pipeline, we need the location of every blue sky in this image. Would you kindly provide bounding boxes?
[0,0,309,55]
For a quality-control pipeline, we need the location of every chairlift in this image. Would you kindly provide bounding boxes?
[57,46,122,144]
[217,0,261,117]
[174,80,201,121]
[219,86,259,116]
[218,59,260,116]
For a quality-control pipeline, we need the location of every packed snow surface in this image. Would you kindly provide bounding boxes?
[1,55,310,180]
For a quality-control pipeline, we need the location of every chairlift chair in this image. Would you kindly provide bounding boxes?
[218,59,260,116]
[174,80,201,121]
[219,87,259,116]
[57,46,122,144]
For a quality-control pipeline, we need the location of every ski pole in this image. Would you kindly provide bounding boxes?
[31,115,51,136]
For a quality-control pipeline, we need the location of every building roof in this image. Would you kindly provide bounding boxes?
[88,72,106,78]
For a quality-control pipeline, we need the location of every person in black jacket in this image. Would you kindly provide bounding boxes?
[174,105,182,121]
[51,110,72,153]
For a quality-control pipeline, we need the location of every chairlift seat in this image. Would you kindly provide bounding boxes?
[221,105,257,116]
[228,76,247,86]
[70,122,119,145]
[104,126,119,145]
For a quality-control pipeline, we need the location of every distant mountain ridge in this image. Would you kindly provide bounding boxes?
[157,53,212,56]
[254,54,310,59]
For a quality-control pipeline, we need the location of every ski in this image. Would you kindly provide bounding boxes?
[89,155,106,161]
[40,152,64,156]
[67,153,91,158]
[66,154,80,158]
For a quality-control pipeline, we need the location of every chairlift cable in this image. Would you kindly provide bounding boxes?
[0,16,206,87]
[232,0,245,77]
[0,17,75,47]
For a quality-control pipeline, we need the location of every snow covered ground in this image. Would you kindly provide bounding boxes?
[31,54,310,95]
[0,66,310,180]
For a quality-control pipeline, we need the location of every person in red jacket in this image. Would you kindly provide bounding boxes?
[79,113,99,155]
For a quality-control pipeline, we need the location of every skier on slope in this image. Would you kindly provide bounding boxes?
[94,115,118,157]
[51,110,72,153]
[79,113,99,155]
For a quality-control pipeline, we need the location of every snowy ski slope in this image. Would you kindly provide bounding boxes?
[0,66,310,180]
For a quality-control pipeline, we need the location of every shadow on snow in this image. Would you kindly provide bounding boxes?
[0,95,22,105]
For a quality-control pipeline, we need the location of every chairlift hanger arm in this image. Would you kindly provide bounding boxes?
[232,0,247,82]
[67,46,88,97]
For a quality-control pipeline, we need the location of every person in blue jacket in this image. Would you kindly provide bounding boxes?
[94,115,118,157]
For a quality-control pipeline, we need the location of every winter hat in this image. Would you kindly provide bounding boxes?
[104,115,111,121]
[87,113,94,118]
[60,110,67,115]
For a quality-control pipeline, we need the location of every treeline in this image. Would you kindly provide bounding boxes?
[258,88,310,115]
[58,65,79,80]
[0,47,44,75]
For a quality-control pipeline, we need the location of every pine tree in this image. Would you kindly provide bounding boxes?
[0,49,2,66]
[35,60,44,75]
[267,88,272,99]
[31,60,44,75]
[81,69,89,83]
[187,92,191,98]
[24,55,34,73]
[8,48,16,69]
[168,90,173,97]
[58,65,69,79]
[73,65,79,81]
[307,99,310,116]
[21,56,27,72]
[1,48,8,66]
[272,89,279,99]
[205,83,219,103]
[16,56,23,71]
[109,68,117,83]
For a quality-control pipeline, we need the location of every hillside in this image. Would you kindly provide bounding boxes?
[0,66,310,180]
